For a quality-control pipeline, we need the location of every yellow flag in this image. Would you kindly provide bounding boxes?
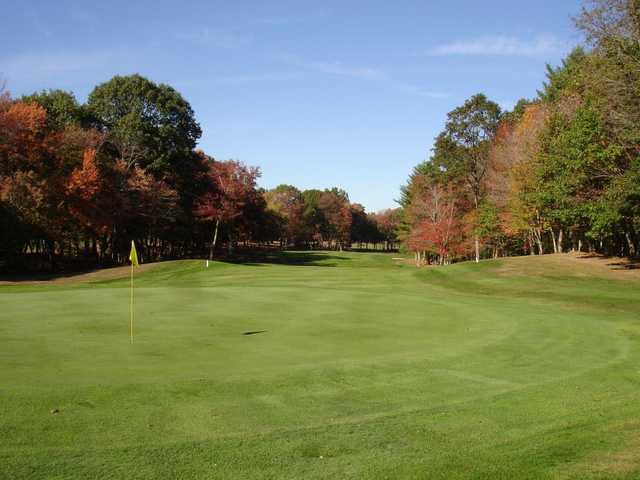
[129,240,139,266]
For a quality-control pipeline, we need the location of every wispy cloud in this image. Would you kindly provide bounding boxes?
[272,54,450,98]
[213,72,306,84]
[423,35,563,57]
[1,51,112,81]
[308,61,380,78]
[395,83,451,99]
[275,54,381,79]
[175,28,252,49]
[253,9,331,26]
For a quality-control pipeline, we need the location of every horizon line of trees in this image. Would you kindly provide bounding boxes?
[4,0,636,272]
[0,75,400,271]
[399,0,640,266]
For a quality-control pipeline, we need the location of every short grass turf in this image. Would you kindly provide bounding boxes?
[1,252,640,479]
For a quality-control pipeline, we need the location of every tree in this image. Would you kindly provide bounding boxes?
[87,74,202,178]
[264,184,305,247]
[474,201,505,259]
[0,101,116,266]
[0,101,48,176]
[317,189,352,250]
[350,204,376,248]
[300,189,325,247]
[399,159,443,208]
[435,94,502,261]
[195,158,260,259]
[65,148,107,236]
[537,48,587,103]
[575,1,640,156]
[21,90,87,131]
[404,176,465,266]
[370,208,401,250]
[575,0,640,47]
[487,102,550,255]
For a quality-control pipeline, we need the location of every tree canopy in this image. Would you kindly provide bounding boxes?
[0,77,397,270]
[400,0,640,264]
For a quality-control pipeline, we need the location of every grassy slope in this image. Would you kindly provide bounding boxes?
[1,252,639,479]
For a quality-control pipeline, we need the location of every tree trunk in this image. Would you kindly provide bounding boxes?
[474,235,480,263]
[557,229,564,254]
[625,231,636,257]
[533,228,544,255]
[209,218,220,261]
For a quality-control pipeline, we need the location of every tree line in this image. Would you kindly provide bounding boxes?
[400,0,640,265]
[0,75,399,271]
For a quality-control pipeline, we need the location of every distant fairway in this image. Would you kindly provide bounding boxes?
[1,252,640,479]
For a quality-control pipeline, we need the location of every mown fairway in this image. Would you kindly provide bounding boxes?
[1,252,640,479]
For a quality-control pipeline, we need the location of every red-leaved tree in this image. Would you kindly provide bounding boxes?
[405,176,466,266]
[195,157,261,259]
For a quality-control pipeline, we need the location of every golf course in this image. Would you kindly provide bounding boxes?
[1,251,639,479]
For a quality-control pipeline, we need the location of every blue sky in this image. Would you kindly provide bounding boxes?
[3,0,583,211]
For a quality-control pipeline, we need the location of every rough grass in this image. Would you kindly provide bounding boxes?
[1,252,639,479]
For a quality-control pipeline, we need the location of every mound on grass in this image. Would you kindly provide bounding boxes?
[1,252,639,479]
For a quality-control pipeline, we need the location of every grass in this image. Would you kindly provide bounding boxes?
[1,251,640,479]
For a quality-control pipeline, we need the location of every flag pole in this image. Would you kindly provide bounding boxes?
[130,260,134,344]
[128,240,139,344]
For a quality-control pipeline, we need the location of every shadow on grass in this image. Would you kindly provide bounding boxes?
[215,250,351,267]
[575,253,640,270]
[0,262,157,284]
[0,268,107,284]
[0,251,351,283]
[607,260,640,270]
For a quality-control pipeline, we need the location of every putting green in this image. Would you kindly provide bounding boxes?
[1,252,639,479]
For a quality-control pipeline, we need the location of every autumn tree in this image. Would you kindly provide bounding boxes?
[438,94,501,262]
[370,208,401,251]
[21,90,88,131]
[349,204,383,249]
[264,184,305,247]
[195,158,261,259]
[487,102,550,254]
[404,175,465,266]
[317,189,352,251]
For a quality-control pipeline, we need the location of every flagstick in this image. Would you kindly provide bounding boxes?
[130,261,134,344]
